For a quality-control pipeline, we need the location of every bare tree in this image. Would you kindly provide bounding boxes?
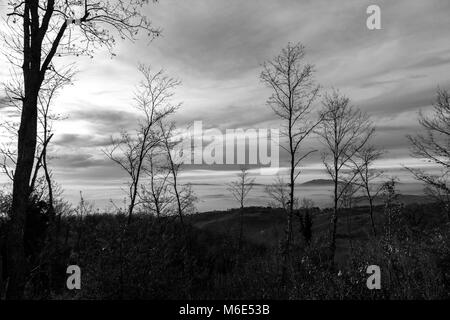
[0,141,16,182]
[140,149,173,218]
[260,42,321,259]
[227,167,255,250]
[1,68,72,190]
[265,176,295,211]
[317,90,374,262]
[338,181,359,251]
[338,182,357,210]
[158,120,198,225]
[3,0,159,299]
[350,146,384,236]
[1,67,72,297]
[105,65,179,225]
[407,88,450,221]
[32,70,74,214]
[380,178,403,242]
[178,183,197,217]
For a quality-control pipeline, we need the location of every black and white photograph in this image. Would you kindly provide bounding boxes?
[0,0,449,306]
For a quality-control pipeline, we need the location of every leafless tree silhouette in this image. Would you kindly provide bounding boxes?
[260,42,321,264]
[158,120,197,225]
[32,71,74,211]
[139,149,173,219]
[265,176,292,212]
[1,68,73,192]
[317,90,374,263]
[407,88,450,221]
[350,146,384,236]
[227,167,255,250]
[105,65,178,225]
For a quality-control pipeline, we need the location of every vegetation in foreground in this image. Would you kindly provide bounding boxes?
[1,195,448,300]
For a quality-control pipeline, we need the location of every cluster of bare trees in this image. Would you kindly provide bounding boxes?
[105,65,197,226]
[261,43,383,265]
[317,91,378,258]
[315,87,449,261]
[261,43,450,269]
[1,0,159,299]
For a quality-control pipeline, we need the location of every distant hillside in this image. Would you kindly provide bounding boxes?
[299,179,339,186]
[299,179,333,186]
[188,201,446,265]
[188,207,287,247]
[355,194,434,206]
[299,179,406,187]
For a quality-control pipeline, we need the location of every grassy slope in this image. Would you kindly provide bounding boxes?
[187,201,445,266]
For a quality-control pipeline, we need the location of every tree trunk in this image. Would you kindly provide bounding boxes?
[170,162,184,226]
[7,93,39,299]
[127,183,138,225]
[368,196,376,236]
[238,205,244,251]
[173,177,184,225]
[6,0,46,298]
[281,121,295,285]
[329,169,338,264]
[285,119,295,260]
[287,169,294,254]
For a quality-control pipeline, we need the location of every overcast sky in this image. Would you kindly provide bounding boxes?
[1,0,450,210]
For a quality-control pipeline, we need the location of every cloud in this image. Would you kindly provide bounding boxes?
[51,152,108,169]
[407,55,450,70]
[66,106,140,134]
[359,85,438,115]
[53,133,113,148]
[0,96,10,109]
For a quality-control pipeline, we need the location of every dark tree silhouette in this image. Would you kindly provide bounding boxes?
[140,149,173,218]
[350,146,384,236]
[317,90,374,263]
[227,167,255,250]
[3,0,159,299]
[407,88,450,221]
[158,120,197,225]
[260,43,321,265]
[105,65,178,225]
[265,176,292,211]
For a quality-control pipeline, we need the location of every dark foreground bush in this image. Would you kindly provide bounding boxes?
[3,202,448,300]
